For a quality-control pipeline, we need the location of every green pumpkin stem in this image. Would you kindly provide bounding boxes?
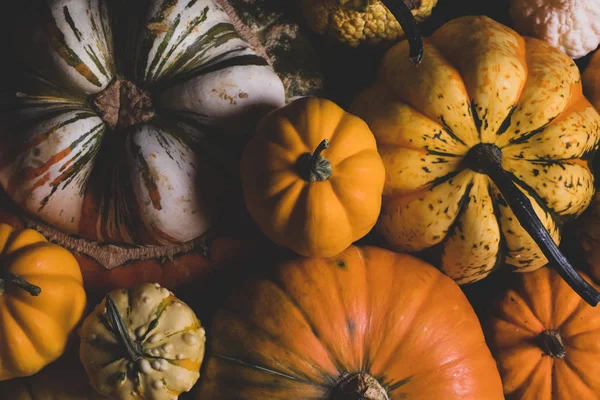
[106,294,144,362]
[467,143,600,307]
[538,330,566,359]
[302,139,333,182]
[0,272,41,296]
[380,0,423,65]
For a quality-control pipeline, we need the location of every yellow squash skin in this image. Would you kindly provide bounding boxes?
[241,97,385,257]
[300,0,438,47]
[79,283,205,400]
[351,16,600,284]
[0,223,86,381]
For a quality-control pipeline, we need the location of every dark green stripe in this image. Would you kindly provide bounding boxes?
[84,46,109,78]
[63,5,82,41]
[146,14,182,82]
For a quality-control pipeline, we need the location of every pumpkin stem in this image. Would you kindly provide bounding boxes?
[298,139,333,182]
[465,143,600,307]
[106,294,144,363]
[538,330,567,359]
[380,0,423,65]
[330,372,389,400]
[0,272,41,296]
[91,79,154,130]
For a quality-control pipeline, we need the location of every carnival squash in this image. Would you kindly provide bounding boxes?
[241,97,385,257]
[0,0,285,284]
[351,15,600,305]
[0,223,86,381]
[485,266,600,399]
[197,245,504,399]
[79,283,205,399]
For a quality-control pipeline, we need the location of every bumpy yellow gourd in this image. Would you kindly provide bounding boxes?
[79,283,205,400]
[0,223,86,381]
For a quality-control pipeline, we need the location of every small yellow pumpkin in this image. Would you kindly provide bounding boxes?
[241,97,386,257]
[79,283,206,400]
[0,223,86,381]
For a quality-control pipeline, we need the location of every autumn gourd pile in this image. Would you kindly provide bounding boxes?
[3,0,600,399]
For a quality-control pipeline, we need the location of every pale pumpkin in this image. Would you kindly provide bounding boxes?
[197,245,504,399]
[0,223,86,381]
[0,0,285,282]
[351,15,600,305]
[79,283,205,399]
[241,97,385,257]
[485,267,600,399]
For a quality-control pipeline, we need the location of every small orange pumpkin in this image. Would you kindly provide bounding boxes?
[241,97,386,257]
[197,246,504,399]
[485,266,600,399]
[0,223,86,381]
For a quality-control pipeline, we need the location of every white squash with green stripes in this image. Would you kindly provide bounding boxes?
[0,0,285,247]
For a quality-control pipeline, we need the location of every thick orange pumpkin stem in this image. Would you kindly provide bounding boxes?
[330,372,389,400]
[0,272,41,296]
[380,0,423,65]
[465,143,600,306]
[539,330,566,359]
[105,295,144,362]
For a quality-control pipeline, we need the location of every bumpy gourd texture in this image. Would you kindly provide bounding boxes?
[300,0,438,46]
[486,267,600,399]
[0,224,86,381]
[351,16,600,284]
[197,246,504,399]
[241,97,385,257]
[79,283,205,400]
[0,0,285,246]
[510,0,600,59]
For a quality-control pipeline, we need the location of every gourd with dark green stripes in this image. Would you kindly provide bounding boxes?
[351,16,600,305]
[0,0,285,249]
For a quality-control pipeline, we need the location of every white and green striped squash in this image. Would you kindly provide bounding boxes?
[0,0,285,247]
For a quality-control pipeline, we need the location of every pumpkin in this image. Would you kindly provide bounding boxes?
[197,245,503,399]
[351,15,600,305]
[0,223,86,381]
[300,0,434,56]
[0,344,107,400]
[485,266,600,399]
[79,283,205,399]
[0,0,285,288]
[0,189,253,296]
[240,97,386,257]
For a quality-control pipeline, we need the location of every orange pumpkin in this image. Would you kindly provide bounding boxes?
[485,266,600,399]
[197,246,504,399]
[0,223,86,381]
[0,190,253,297]
[241,97,385,257]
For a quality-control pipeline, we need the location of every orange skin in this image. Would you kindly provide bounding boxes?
[0,191,254,299]
[486,267,600,399]
[0,224,86,381]
[241,97,386,257]
[197,246,504,399]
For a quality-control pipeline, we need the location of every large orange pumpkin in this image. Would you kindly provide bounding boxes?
[485,266,600,399]
[197,245,504,399]
[351,15,600,305]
